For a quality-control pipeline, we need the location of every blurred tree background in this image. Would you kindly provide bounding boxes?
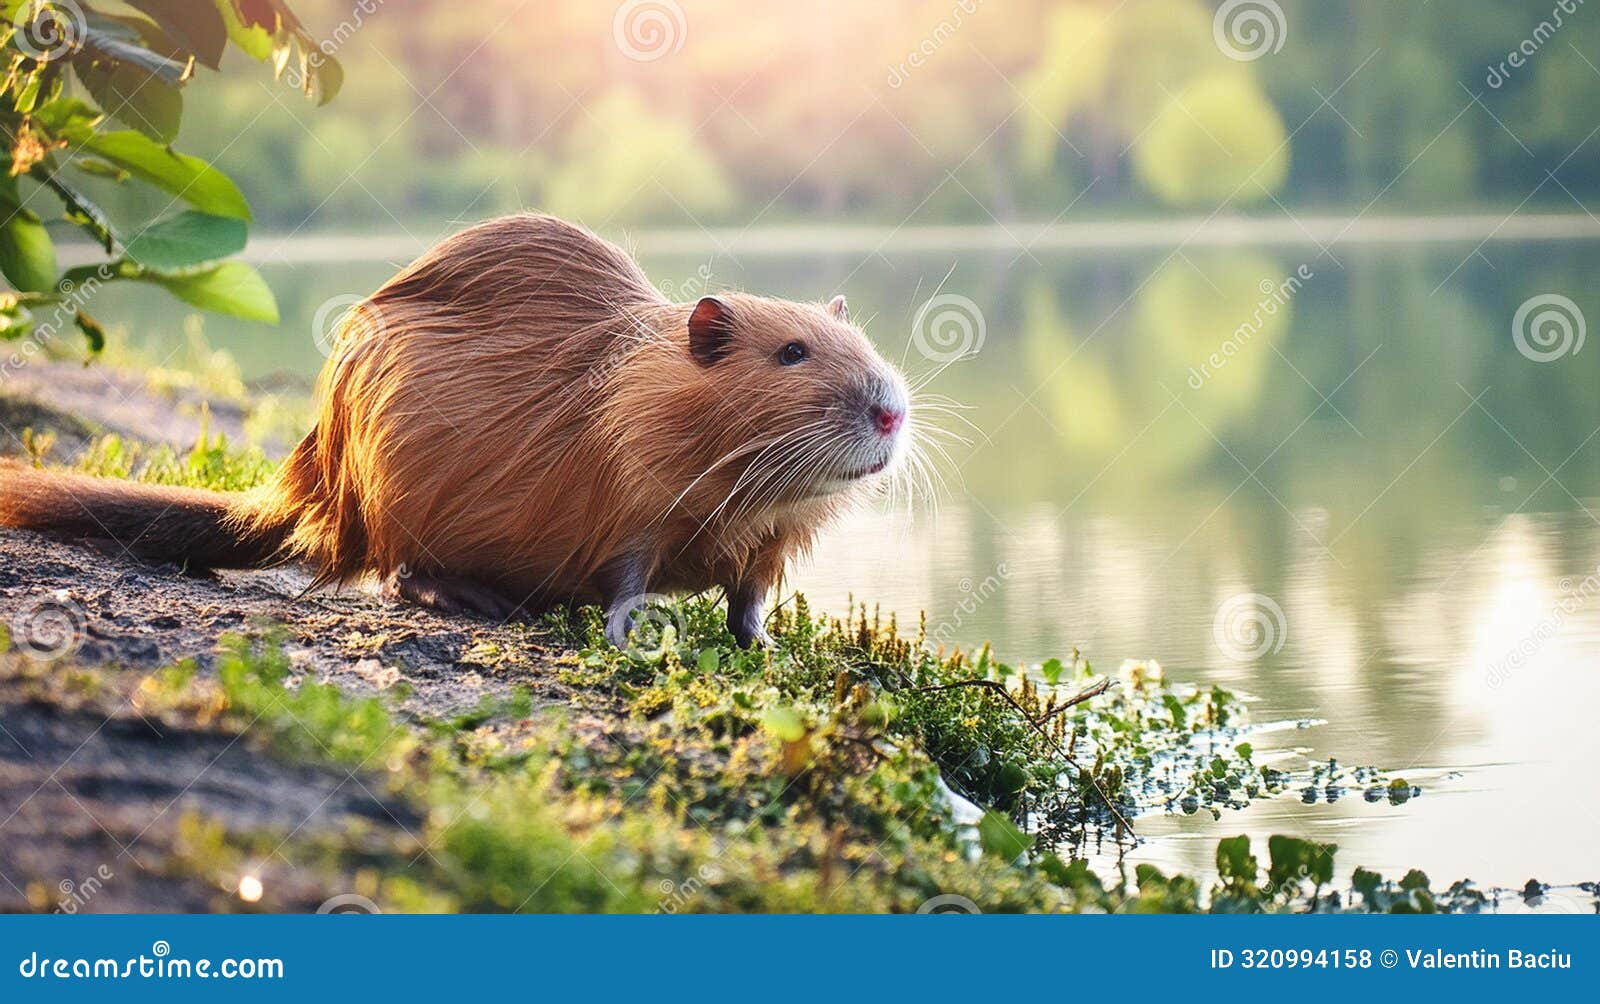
[102,0,1600,232]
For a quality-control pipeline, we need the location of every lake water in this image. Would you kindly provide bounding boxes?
[103,231,1600,899]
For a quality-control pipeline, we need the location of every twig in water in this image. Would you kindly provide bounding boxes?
[1034,678,1110,726]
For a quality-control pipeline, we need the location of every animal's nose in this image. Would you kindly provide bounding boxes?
[870,404,904,437]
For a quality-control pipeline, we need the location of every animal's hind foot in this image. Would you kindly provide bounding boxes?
[386,570,524,622]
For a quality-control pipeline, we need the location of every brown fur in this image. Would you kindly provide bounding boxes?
[0,214,911,640]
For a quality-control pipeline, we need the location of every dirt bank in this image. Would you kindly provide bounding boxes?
[0,372,593,910]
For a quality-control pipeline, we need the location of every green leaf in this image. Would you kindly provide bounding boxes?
[74,55,184,142]
[78,25,191,84]
[1308,842,1337,886]
[74,309,107,352]
[1161,693,1187,727]
[1350,867,1383,902]
[1266,834,1307,891]
[83,9,195,66]
[139,260,277,322]
[130,0,229,68]
[994,761,1030,794]
[214,0,273,61]
[761,707,806,743]
[13,71,43,114]
[1214,834,1257,881]
[695,648,718,674]
[30,167,117,252]
[1,300,34,339]
[124,211,246,270]
[62,259,140,288]
[1039,657,1065,686]
[73,159,131,182]
[977,810,1033,861]
[77,131,251,220]
[0,214,58,295]
[31,97,103,141]
[311,50,342,106]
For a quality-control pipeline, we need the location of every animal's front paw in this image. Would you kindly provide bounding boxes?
[731,622,773,650]
[604,607,635,650]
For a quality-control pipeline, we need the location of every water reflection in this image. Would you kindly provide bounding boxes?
[99,237,1600,886]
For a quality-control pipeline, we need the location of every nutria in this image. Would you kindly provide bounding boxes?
[0,214,915,647]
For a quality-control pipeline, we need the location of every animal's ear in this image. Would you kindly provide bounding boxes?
[688,296,735,365]
[827,294,849,322]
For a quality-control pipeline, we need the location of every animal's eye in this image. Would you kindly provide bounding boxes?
[778,341,809,366]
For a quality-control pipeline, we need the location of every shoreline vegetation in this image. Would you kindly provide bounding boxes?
[0,368,1584,915]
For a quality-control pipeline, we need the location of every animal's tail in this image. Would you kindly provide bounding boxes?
[0,460,293,570]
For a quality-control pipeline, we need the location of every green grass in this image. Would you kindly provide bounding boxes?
[69,418,276,492]
[96,604,1487,914]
